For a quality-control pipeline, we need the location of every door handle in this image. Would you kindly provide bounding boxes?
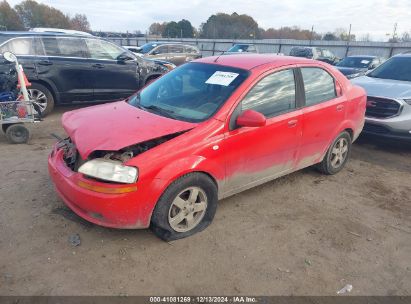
[92,63,104,69]
[336,104,344,111]
[37,60,53,66]
[288,119,298,127]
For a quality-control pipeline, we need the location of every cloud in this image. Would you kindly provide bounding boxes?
[6,0,411,40]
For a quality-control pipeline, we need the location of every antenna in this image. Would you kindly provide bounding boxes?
[214,51,224,62]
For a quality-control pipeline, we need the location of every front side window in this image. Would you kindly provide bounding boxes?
[0,37,34,55]
[129,62,249,122]
[301,67,336,106]
[85,39,125,60]
[242,69,296,117]
[152,45,168,55]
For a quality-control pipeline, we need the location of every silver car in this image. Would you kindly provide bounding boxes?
[351,53,411,141]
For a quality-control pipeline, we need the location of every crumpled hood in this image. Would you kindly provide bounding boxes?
[62,101,196,159]
[351,76,411,99]
[336,67,366,76]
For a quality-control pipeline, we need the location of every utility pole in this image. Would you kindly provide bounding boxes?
[345,23,352,57]
[392,22,398,42]
[309,25,314,46]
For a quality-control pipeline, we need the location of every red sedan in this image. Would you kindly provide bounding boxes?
[48,54,366,241]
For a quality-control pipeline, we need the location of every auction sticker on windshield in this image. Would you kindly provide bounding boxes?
[205,71,239,86]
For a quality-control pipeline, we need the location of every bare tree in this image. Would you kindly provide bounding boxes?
[70,14,90,32]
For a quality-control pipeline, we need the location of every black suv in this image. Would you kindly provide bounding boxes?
[0,32,171,115]
[289,46,340,65]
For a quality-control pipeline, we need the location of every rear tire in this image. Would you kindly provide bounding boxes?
[317,131,351,175]
[28,83,54,116]
[150,173,218,241]
[5,124,31,144]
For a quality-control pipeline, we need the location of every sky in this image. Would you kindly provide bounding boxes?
[7,0,411,41]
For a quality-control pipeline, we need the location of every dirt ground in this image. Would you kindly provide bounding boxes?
[0,105,410,296]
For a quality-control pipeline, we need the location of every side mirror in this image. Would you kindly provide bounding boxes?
[117,53,135,62]
[3,51,17,63]
[236,110,266,128]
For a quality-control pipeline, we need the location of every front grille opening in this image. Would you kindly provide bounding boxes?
[366,97,401,119]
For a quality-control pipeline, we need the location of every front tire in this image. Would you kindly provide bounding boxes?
[317,131,351,175]
[150,173,218,241]
[28,83,55,116]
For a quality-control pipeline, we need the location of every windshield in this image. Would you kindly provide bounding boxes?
[140,43,160,54]
[337,57,372,68]
[368,56,411,82]
[129,62,249,122]
[228,45,250,52]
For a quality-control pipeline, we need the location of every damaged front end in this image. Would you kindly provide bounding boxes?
[59,132,185,185]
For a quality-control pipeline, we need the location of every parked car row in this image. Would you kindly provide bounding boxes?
[0,32,182,114]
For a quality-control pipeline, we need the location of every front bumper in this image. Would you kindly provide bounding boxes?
[362,122,411,141]
[48,146,154,229]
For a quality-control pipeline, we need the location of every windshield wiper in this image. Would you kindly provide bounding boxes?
[141,104,176,119]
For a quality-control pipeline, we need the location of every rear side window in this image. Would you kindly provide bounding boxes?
[41,37,87,58]
[0,37,35,55]
[301,67,336,106]
[169,45,183,53]
[242,69,296,117]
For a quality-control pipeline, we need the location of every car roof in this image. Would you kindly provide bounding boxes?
[0,31,92,38]
[346,55,377,59]
[144,42,182,46]
[196,54,312,70]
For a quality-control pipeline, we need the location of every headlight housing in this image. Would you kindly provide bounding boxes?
[403,99,411,105]
[78,158,138,184]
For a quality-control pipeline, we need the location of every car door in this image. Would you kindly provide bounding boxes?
[297,66,346,169]
[84,38,140,101]
[168,44,185,65]
[220,68,303,196]
[37,36,93,103]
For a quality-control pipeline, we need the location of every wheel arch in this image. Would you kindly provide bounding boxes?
[30,79,60,104]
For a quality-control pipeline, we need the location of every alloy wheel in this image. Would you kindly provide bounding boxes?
[28,89,48,113]
[330,138,348,169]
[168,187,208,232]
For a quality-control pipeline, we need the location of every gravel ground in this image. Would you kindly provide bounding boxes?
[0,105,410,296]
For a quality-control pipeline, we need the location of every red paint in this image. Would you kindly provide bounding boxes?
[49,55,366,229]
[236,110,266,127]
[62,101,196,159]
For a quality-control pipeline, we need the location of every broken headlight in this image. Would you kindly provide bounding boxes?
[78,158,138,184]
